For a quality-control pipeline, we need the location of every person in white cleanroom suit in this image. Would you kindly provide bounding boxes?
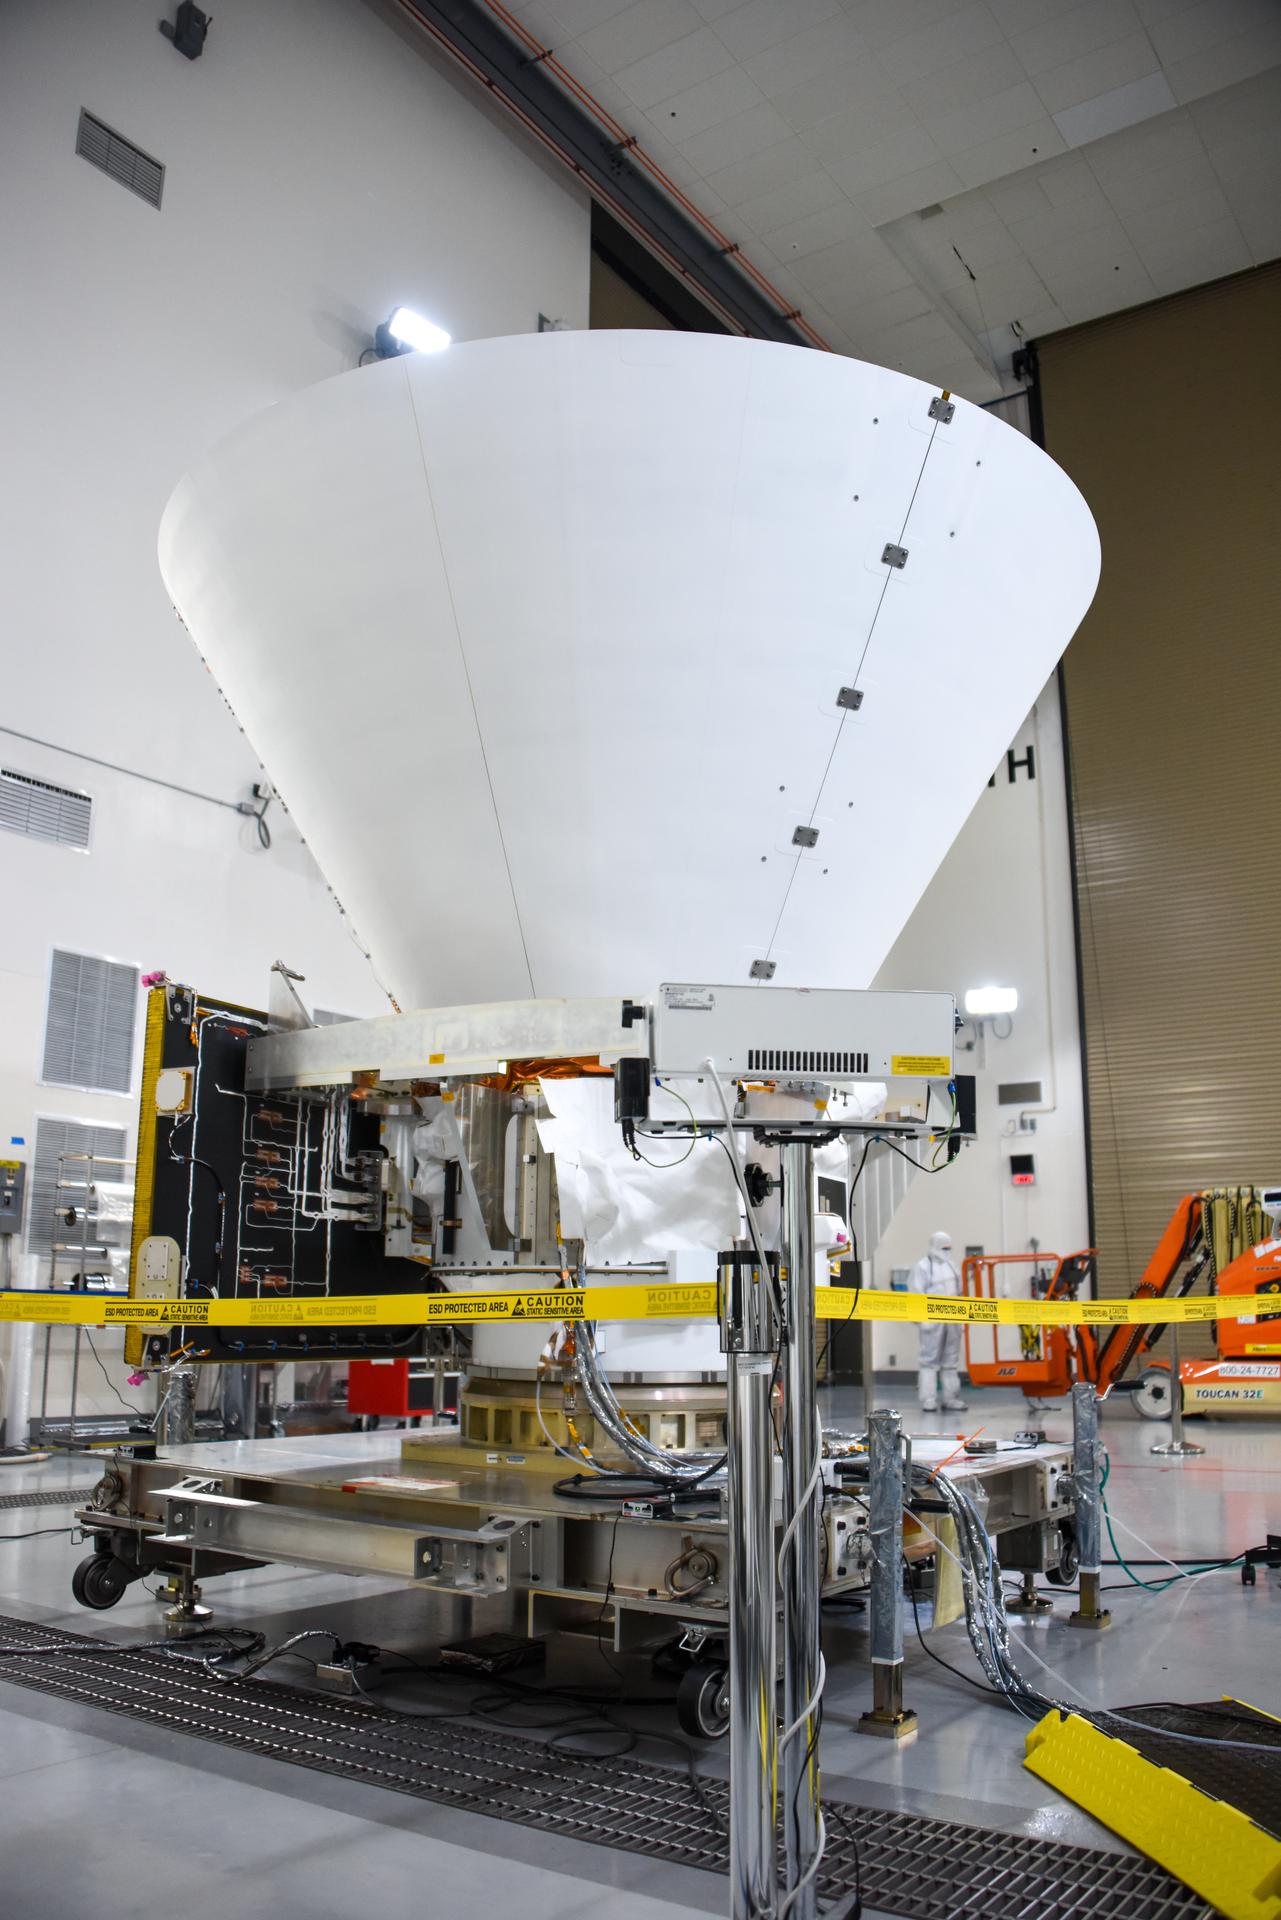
[910,1229,968,1412]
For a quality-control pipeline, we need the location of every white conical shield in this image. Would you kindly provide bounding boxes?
[159,331,1099,1008]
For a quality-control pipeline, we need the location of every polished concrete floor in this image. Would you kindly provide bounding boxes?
[1,1386,1278,1919]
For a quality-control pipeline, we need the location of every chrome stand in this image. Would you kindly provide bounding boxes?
[156,1364,196,1447]
[719,1247,779,1920]
[780,1141,821,1920]
[1068,1382,1111,1629]
[1150,1327,1204,1457]
[858,1408,917,1739]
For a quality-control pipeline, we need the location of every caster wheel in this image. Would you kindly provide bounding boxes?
[1045,1533,1079,1587]
[1134,1366,1179,1421]
[1243,1563,1257,1587]
[676,1662,730,1741]
[71,1552,128,1610]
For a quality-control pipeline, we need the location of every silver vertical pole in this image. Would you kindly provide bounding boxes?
[1150,1326,1204,1457]
[1068,1381,1111,1629]
[780,1141,820,1919]
[858,1407,917,1738]
[719,1247,778,1920]
[158,1365,197,1447]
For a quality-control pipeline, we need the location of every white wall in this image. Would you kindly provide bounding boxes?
[869,675,1089,1370]
[0,0,588,1424]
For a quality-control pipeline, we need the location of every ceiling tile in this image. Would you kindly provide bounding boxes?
[1021,300,1069,334]
[801,90,926,162]
[673,98,795,171]
[731,167,847,233]
[855,159,968,226]
[789,232,916,303]
[711,0,842,63]
[838,282,938,333]
[1165,17,1281,104]
[847,0,983,57]
[1120,182,1232,248]
[984,175,1054,222]
[690,0,749,20]
[770,56,901,134]
[701,134,821,204]
[986,0,1096,32]
[576,0,702,71]
[1008,190,1119,249]
[536,0,635,33]
[1035,154,1099,204]
[1228,182,1281,260]
[760,197,874,259]
[645,63,765,138]
[742,16,874,99]
[1101,150,1220,214]
[1146,0,1278,68]
[1034,32,1165,115]
[901,42,1028,120]
[1054,257,1159,320]
[877,2,1005,88]
[613,28,738,108]
[822,125,943,195]
[1140,214,1253,290]
[1132,0,1201,23]
[1080,106,1202,183]
[952,118,1067,188]
[928,79,1047,157]
[1186,66,1281,168]
[1012,0,1143,77]
[1053,68,1177,144]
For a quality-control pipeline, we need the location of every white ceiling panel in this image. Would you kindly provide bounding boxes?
[506,1,1281,398]
[1053,69,1178,145]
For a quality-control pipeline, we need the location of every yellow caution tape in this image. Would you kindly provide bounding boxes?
[0,1284,1267,1328]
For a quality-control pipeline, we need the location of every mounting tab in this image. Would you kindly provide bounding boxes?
[928,393,955,424]
[749,960,776,981]
[881,543,908,569]
[836,686,863,712]
[792,825,819,849]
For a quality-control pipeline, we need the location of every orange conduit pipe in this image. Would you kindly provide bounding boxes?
[392,0,833,353]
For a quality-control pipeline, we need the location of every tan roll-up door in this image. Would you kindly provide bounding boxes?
[1039,262,1281,1351]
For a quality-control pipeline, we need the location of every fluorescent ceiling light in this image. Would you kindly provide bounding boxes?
[376,307,451,356]
[964,985,1019,1017]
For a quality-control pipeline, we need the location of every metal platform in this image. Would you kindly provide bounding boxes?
[0,1615,1207,1920]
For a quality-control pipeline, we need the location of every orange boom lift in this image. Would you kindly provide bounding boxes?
[962,1187,1281,1417]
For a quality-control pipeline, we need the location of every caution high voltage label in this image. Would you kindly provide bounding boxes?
[0,1285,1264,1329]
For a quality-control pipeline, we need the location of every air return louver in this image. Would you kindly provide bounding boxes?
[75,109,164,208]
[746,1049,870,1075]
[0,769,92,850]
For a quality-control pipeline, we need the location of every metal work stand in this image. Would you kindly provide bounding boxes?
[858,1408,917,1740]
[719,1247,778,1920]
[780,1142,822,1920]
[1067,1382,1111,1629]
[1150,1327,1204,1457]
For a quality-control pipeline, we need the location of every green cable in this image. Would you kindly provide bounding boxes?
[1099,1451,1236,1591]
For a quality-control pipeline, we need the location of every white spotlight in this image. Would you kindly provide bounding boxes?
[964,985,1019,1017]
[375,307,451,357]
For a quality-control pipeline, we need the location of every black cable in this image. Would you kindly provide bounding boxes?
[0,1526,76,1542]
[904,1555,1007,1701]
[596,1510,625,1691]
[81,1328,147,1418]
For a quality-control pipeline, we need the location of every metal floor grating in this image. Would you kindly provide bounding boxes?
[0,1616,1208,1920]
[0,1486,98,1511]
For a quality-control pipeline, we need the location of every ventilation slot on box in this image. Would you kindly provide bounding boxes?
[747,1049,869,1075]
[75,109,164,208]
[1,769,92,849]
[42,950,139,1095]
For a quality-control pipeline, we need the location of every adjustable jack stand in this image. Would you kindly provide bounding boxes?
[160,1566,212,1630]
[1006,1570,1053,1615]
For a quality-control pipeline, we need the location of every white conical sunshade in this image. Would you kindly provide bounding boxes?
[159,331,1098,1009]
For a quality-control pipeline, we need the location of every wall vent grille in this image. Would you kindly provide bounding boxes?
[42,951,139,1095]
[28,1117,129,1260]
[998,1080,1044,1106]
[75,109,164,208]
[1,769,92,850]
[746,1048,869,1075]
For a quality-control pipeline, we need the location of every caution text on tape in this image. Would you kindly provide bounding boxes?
[0,1284,1266,1328]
